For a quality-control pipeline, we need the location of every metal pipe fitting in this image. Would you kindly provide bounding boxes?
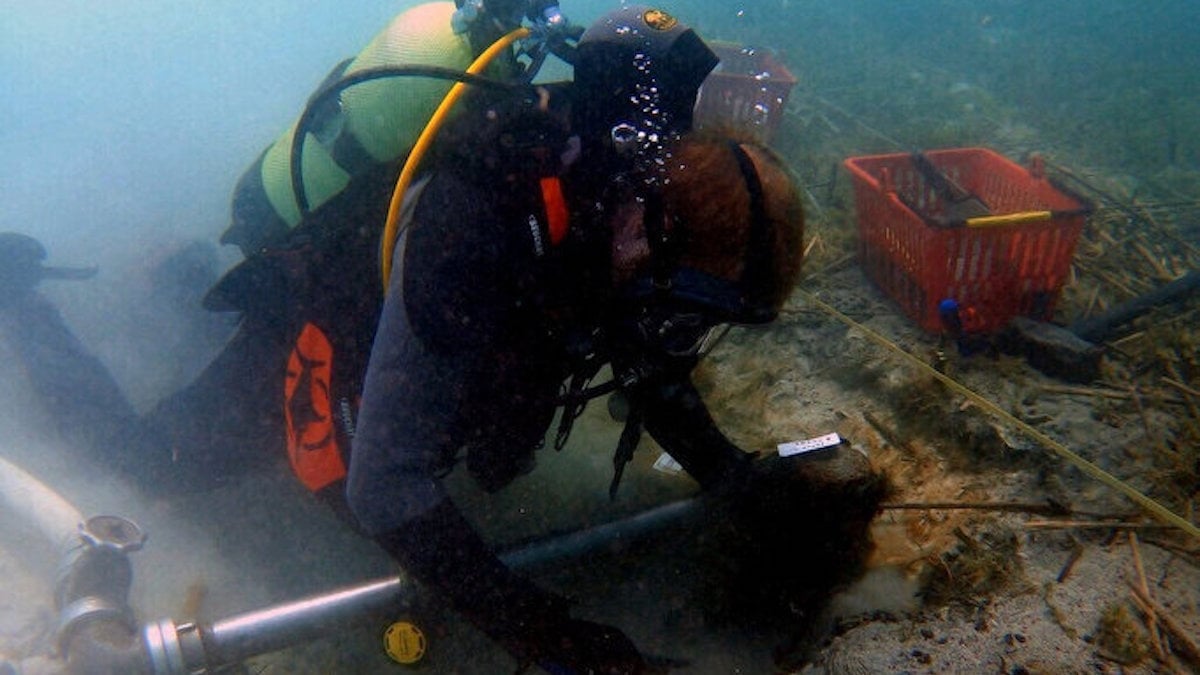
[55,516,150,675]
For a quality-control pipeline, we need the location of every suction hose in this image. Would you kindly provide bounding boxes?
[0,456,83,549]
[136,496,704,674]
[3,448,701,672]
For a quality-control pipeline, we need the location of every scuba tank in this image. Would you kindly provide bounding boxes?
[224,2,475,254]
[222,1,577,256]
[209,0,578,312]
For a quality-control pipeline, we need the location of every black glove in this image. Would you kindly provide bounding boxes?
[375,500,648,674]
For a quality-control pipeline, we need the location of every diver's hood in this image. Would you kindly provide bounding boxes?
[0,232,47,270]
[572,6,718,148]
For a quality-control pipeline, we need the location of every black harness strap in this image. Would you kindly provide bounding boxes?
[728,142,773,311]
[608,404,644,500]
[642,191,677,294]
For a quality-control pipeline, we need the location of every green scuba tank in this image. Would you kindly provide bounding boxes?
[225,2,473,253]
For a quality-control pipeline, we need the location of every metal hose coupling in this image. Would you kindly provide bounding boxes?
[55,515,146,655]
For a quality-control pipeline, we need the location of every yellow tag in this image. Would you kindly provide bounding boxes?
[383,621,427,665]
[643,9,678,31]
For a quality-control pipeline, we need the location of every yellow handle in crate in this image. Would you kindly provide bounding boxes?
[965,210,1053,228]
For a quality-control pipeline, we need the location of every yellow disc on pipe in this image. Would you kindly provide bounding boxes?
[383,620,427,665]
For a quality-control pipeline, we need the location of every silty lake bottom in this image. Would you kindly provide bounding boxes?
[2,1,1198,672]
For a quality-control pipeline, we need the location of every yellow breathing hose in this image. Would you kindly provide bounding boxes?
[380,26,532,290]
[796,288,1200,540]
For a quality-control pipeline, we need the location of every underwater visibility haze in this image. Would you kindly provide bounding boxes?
[2,0,1198,672]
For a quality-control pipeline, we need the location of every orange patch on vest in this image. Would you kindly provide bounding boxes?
[540,176,569,246]
[284,323,347,491]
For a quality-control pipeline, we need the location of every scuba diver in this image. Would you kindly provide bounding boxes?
[339,6,805,672]
[1,3,811,673]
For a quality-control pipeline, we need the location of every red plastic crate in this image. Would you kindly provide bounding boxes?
[695,42,796,143]
[843,147,1091,333]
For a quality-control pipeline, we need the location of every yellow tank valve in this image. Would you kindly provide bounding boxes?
[383,620,427,665]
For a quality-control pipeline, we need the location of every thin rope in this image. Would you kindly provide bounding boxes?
[796,288,1200,540]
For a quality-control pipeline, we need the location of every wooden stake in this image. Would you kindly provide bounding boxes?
[1129,532,1166,660]
[1025,520,1175,531]
[1095,269,1140,299]
[1164,363,1200,422]
[1111,330,1148,348]
[862,410,910,452]
[1129,583,1200,670]
[1056,535,1085,583]
[1162,377,1200,399]
[800,182,828,223]
[881,501,1068,515]
[1039,384,1132,400]
[1083,284,1101,320]
[1132,240,1174,282]
[803,252,855,282]
[1038,383,1184,406]
[1128,385,1160,453]
[803,233,822,260]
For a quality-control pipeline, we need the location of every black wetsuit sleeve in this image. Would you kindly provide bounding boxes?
[1,292,141,470]
[1,291,290,492]
[640,375,752,489]
[137,315,291,486]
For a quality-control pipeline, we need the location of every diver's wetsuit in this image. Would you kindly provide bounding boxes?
[342,91,756,658]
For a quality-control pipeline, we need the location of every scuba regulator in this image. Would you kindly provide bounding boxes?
[453,0,580,76]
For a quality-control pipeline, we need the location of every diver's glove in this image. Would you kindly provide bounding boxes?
[375,500,649,674]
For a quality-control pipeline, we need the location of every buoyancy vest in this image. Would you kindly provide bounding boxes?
[222,2,474,255]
